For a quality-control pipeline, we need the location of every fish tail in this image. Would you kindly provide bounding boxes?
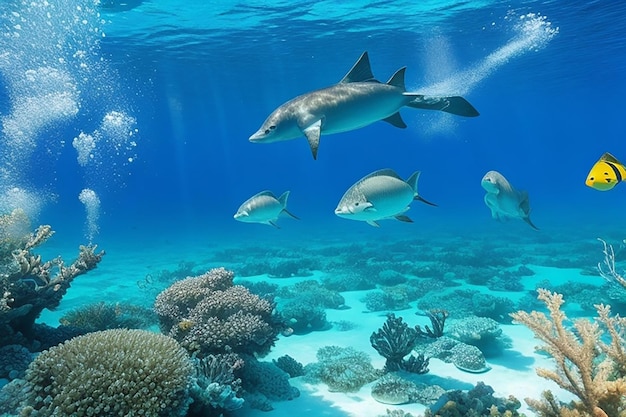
[404,94,480,117]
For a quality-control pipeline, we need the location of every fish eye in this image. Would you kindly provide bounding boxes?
[355,202,359,206]
[589,176,594,180]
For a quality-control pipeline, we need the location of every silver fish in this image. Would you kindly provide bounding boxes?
[249,51,479,159]
[481,170,538,230]
[234,190,299,228]
[335,169,436,227]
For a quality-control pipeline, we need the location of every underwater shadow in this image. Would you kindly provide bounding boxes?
[489,348,535,372]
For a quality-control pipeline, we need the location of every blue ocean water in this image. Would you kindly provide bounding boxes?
[1,0,624,246]
[1,0,626,416]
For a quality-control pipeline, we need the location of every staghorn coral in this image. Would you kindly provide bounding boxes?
[17,329,193,417]
[154,267,282,357]
[511,288,626,417]
[0,219,104,348]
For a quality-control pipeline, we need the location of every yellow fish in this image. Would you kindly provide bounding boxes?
[585,152,626,191]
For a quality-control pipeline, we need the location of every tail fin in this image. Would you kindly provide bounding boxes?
[405,94,480,117]
[407,171,438,206]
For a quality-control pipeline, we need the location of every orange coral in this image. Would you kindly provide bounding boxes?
[511,289,626,417]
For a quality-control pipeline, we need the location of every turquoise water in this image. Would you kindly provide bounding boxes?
[1,1,625,416]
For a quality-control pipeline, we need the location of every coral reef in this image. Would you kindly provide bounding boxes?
[449,344,491,373]
[0,344,32,380]
[188,353,244,416]
[447,316,507,357]
[154,267,282,357]
[416,336,490,373]
[363,286,412,312]
[273,354,304,378]
[426,381,524,416]
[304,345,381,392]
[417,289,515,323]
[59,301,157,332]
[279,300,329,334]
[15,329,193,417]
[274,280,346,334]
[371,373,420,405]
[370,313,428,373]
[511,288,626,417]
[416,309,449,338]
[276,280,345,309]
[239,355,300,410]
[0,214,104,348]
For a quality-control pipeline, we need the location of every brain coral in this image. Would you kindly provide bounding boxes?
[154,267,281,357]
[20,329,192,417]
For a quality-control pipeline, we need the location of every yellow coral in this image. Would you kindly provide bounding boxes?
[178,319,194,331]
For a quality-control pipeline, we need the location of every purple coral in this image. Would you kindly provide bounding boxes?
[154,267,281,357]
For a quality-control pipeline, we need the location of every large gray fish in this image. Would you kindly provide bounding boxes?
[234,190,299,228]
[481,171,538,230]
[334,169,436,227]
[249,51,479,159]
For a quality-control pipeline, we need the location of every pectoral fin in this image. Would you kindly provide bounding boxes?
[366,220,380,227]
[303,120,322,160]
[395,215,413,223]
[523,217,539,231]
[382,112,407,128]
[268,221,280,229]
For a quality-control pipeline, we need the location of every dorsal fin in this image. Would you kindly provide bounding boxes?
[600,152,623,166]
[361,169,402,181]
[253,190,276,199]
[339,51,375,83]
[406,171,421,193]
[386,67,406,90]
[277,191,290,207]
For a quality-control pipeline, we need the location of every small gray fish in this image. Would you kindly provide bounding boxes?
[481,170,538,230]
[234,190,299,228]
[334,169,436,227]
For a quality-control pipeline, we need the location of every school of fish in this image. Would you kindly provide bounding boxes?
[235,52,622,228]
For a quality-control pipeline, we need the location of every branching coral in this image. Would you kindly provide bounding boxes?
[154,267,282,357]
[0,217,104,347]
[511,288,626,417]
[417,309,449,338]
[370,313,427,372]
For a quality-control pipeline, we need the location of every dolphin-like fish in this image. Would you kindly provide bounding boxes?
[234,190,299,228]
[481,171,538,230]
[249,51,479,159]
[334,169,436,227]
